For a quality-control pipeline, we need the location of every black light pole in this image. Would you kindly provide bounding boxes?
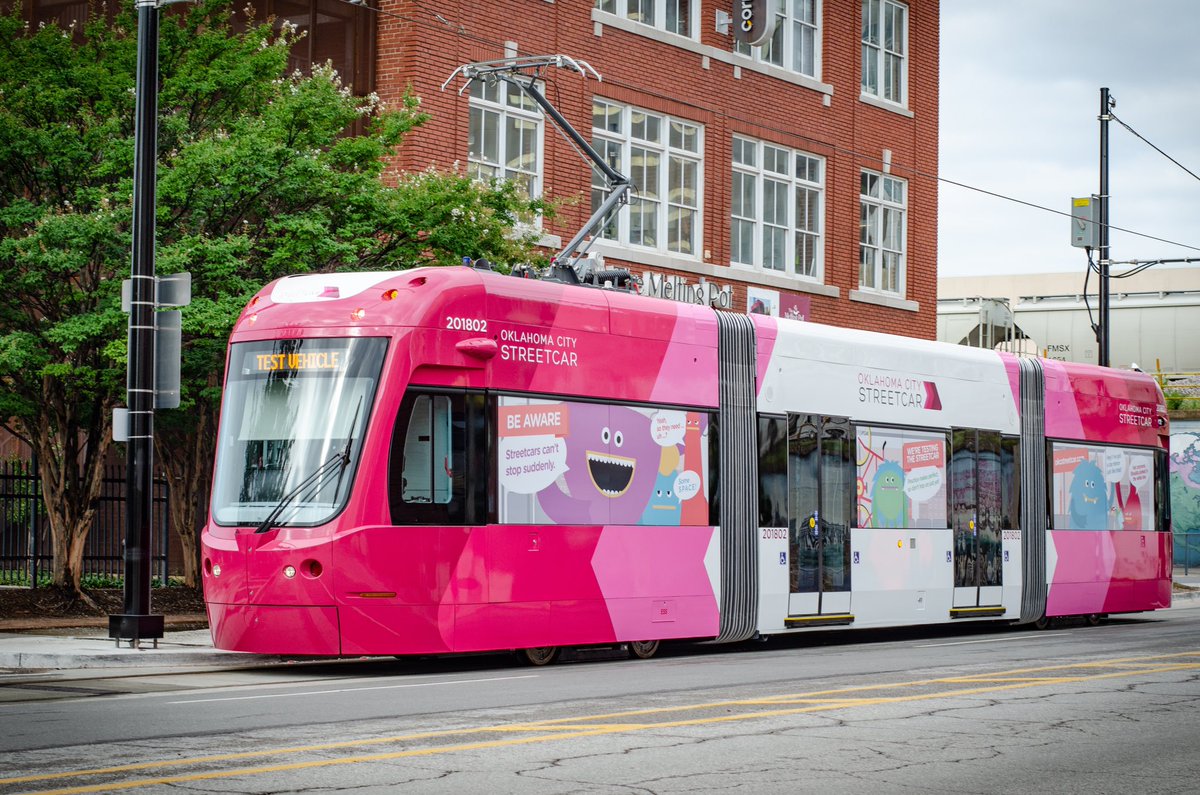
[109,0,165,645]
[1098,87,1113,368]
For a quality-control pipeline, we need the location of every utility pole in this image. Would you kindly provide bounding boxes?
[1098,87,1113,367]
[109,0,164,647]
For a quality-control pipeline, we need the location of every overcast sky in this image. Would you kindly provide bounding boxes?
[938,1,1200,278]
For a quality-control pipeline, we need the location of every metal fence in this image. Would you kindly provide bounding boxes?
[1178,531,1200,575]
[0,457,170,587]
[1156,371,1200,409]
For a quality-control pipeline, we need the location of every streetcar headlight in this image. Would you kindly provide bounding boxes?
[283,565,296,579]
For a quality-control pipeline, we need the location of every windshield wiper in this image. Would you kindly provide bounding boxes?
[254,398,363,534]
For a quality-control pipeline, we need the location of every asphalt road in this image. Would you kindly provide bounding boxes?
[2,607,1199,794]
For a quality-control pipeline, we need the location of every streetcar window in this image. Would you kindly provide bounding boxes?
[854,425,949,529]
[787,414,853,594]
[949,429,977,537]
[401,395,453,504]
[210,337,386,528]
[1155,449,1170,534]
[1049,442,1155,531]
[389,390,488,525]
[496,396,716,526]
[758,415,787,528]
[1000,436,1020,530]
[951,428,1003,588]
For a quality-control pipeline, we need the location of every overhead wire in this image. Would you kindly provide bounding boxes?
[1109,111,1200,185]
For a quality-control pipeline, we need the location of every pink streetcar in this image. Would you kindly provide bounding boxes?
[200,265,1172,662]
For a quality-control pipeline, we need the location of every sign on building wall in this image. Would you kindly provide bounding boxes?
[747,286,779,316]
[641,272,733,309]
[747,287,810,320]
[781,294,811,321]
[732,0,775,47]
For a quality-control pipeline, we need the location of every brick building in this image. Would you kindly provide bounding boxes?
[376,0,940,338]
[20,0,939,340]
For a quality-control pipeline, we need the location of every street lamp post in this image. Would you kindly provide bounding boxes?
[108,0,164,646]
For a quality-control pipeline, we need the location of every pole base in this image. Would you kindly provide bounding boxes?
[108,613,165,643]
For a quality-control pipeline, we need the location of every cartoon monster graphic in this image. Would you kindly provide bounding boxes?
[679,412,710,526]
[871,461,908,528]
[535,404,659,524]
[641,446,682,525]
[1115,483,1143,531]
[1068,460,1108,530]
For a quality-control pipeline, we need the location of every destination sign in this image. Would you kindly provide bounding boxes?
[254,351,344,372]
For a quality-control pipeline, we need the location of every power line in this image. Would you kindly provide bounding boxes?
[1110,110,1200,185]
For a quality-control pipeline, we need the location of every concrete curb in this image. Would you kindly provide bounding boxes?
[1,649,286,671]
[0,630,297,672]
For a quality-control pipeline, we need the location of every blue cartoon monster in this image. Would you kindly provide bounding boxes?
[870,460,908,528]
[641,446,682,525]
[1068,460,1108,530]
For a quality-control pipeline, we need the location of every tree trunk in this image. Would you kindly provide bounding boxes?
[23,383,112,596]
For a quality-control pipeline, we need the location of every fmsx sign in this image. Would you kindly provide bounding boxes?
[733,0,775,47]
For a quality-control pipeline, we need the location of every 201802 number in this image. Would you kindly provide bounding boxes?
[446,316,487,332]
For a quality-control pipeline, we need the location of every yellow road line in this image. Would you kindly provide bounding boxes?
[7,651,1199,794]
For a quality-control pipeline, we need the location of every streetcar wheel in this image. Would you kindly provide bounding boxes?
[521,646,560,666]
[628,640,660,660]
[1033,615,1051,630]
[1086,613,1102,626]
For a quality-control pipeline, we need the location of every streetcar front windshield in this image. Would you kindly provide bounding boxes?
[211,337,387,527]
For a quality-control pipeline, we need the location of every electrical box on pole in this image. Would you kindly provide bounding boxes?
[1070,196,1099,249]
[114,271,190,429]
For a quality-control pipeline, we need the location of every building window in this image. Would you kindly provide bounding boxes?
[731,136,824,280]
[595,0,696,38]
[733,0,820,79]
[592,99,702,256]
[467,79,542,199]
[861,0,907,105]
[859,170,905,294]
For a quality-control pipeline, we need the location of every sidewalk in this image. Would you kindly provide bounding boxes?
[2,573,1198,674]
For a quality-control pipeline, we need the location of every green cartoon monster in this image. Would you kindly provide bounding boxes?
[871,460,908,528]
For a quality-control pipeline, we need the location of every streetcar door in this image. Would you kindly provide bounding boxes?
[787,414,853,616]
[951,429,1003,608]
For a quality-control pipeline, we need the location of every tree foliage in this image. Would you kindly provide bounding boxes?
[0,0,549,591]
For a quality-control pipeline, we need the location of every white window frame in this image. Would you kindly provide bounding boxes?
[730,135,825,282]
[733,0,822,81]
[858,169,906,296]
[592,99,703,258]
[467,79,543,201]
[595,0,698,39]
[861,0,907,107]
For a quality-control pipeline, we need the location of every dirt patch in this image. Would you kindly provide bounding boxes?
[0,586,206,620]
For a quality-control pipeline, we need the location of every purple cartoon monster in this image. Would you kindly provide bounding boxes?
[536,403,660,525]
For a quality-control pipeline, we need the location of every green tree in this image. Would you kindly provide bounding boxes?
[0,0,549,594]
